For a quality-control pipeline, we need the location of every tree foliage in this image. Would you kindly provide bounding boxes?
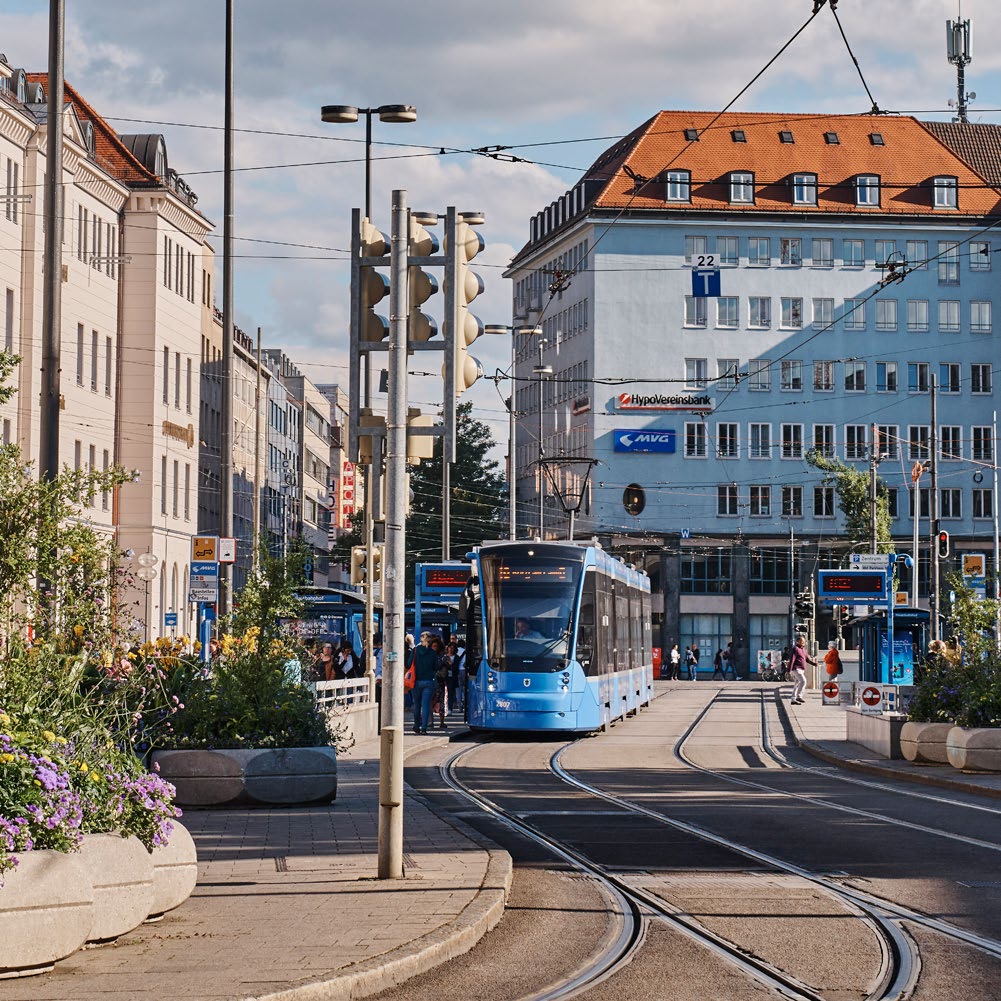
[805,449,893,553]
[229,536,308,641]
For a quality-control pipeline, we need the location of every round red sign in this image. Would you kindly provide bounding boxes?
[861,686,881,706]
[823,682,839,699]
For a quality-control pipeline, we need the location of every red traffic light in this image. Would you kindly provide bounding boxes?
[937,531,950,558]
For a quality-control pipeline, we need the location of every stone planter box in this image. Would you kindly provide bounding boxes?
[148,822,198,921]
[946,727,1001,772]
[151,746,337,808]
[845,706,907,759]
[900,721,953,765]
[77,833,154,945]
[0,850,94,979]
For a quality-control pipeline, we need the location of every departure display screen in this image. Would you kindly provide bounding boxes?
[422,566,471,589]
[818,571,886,598]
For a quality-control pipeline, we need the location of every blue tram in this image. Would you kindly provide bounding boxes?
[462,541,654,732]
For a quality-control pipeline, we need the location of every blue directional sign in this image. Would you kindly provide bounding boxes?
[164,611,178,627]
[692,268,721,298]
[614,429,676,453]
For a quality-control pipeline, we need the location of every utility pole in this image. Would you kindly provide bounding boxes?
[994,411,1000,652]
[869,422,879,553]
[378,190,408,881]
[252,327,262,567]
[930,375,941,641]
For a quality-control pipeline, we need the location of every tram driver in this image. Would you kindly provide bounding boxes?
[514,617,544,640]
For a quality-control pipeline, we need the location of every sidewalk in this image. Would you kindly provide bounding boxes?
[780,687,1001,800]
[0,729,511,1001]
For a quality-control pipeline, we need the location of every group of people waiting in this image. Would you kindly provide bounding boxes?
[409,631,466,735]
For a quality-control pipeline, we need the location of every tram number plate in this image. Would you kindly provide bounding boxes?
[494,698,513,710]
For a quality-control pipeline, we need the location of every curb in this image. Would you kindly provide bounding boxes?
[776,692,1001,802]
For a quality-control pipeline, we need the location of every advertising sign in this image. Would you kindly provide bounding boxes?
[881,635,915,686]
[613,429,677,453]
[615,392,712,413]
[339,460,357,529]
[962,553,987,597]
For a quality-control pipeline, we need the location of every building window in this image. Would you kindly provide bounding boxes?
[780,298,803,329]
[666,170,691,202]
[681,552,732,594]
[749,423,771,458]
[782,485,803,517]
[824,131,840,145]
[869,132,885,146]
[749,297,771,328]
[813,360,834,392]
[844,361,866,392]
[938,241,960,284]
[105,336,112,395]
[716,235,738,266]
[812,238,834,267]
[76,324,84,385]
[907,299,929,332]
[972,364,992,394]
[172,460,179,517]
[908,363,930,393]
[748,359,770,391]
[731,130,746,143]
[186,357,192,412]
[101,449,109,510]
[939,300,960,332]
[90,330,98,391]
[908,425,931,460]
[971,301,992,334]
[856,175,880,206]
[972,426,994,462]
[845,424,867,461]
[910,488,931,519]
[684,297,708,327]
[877,425,899,459]
[792,174,817,205]
[716,423,739,458]
[174,352,181,408]
[906,240,928,269]
[779,130,795,144]
[4,288,13,352]
[813,298,833,329]
[933,176,958,208]
[780,238,802,266]
[875,240,896,266]
[750,485,771,516]
[716,297,738,329]
[685,422,707,458]
[886,487,899,518]
[844,298,866,330]
[939,362,960,393]
[974,489,993,520]
[184,463,191,520]
[73,440,81,471]
[843,239,864,267]
[940,489,962,519]
[162,346,169,404]
[686,357,708,388]
[780,360,803,391]
[684,235,707,263]
[813,423,835,458]
[730,171,754,203]
[814,486,835,517]
[717,484,738,516]
[781,423,803,459]
[717,358,738,389]
[876,361,898,392]
[748,237,770,266]
[875,299,897,332]
[970,241,991,271]
[940,426,962,460]
[161,455,168,514]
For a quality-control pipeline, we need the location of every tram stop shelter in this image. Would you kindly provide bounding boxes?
[847,606,930,685]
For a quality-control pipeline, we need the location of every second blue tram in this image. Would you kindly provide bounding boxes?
[462,541,653,732]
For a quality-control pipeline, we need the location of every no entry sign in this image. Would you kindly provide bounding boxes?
[822,681,840,705]
[861,685,882,714]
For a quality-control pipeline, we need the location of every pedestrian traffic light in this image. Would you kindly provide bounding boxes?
[839,605,851,625]
[444,212,485,396]
[794,592,814,618]
[938,530,950,558]
[350,546,367,585]
[371,544,384,583]
[359,218,390,343]
[408,216,439,344]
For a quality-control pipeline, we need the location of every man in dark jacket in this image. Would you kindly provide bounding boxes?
[412,632,439,734]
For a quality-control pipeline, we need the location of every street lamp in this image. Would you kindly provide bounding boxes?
[484,323,541,540]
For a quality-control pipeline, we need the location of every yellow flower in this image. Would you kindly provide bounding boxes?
[0,712,10,724]
[55,736,68,745]
[33,779,41,787]
[0,753,14,763]
[42,730,56,742]
[73,624,85,637]
[89,772,100,782]
[79,762,89,773]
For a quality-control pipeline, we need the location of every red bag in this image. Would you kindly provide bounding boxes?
[404,653,416,692]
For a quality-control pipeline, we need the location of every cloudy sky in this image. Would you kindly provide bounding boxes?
[5,0,1000,451]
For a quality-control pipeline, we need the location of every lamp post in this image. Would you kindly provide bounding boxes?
[319,101,416,687]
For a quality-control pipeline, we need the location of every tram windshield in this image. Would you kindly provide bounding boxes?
[480,553,583,672]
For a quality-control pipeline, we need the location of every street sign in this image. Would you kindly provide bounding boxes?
[680,528,691,539]
[218,537,237,563]
[822,681,840,705]
[191,536,218,562]
[164,612,177,627]
[189,561,219,602]
[691,268,721,298]
[860,685,882,715]
[849,552,893,568]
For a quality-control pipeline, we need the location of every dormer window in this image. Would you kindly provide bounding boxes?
[933,176,958,209]
[792,173,818,205]
[730,171,754,204]
[665,169,691,202]
[824,131,840,145]
[869,133,885,146]
[856,174,880,207]
[731,130,746,143]
[684,128,700,142]
[779,130,795,144]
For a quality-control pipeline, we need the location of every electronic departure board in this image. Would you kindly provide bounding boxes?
[497,563,575,583]
[421,565,471,590]
[817,570,886,601]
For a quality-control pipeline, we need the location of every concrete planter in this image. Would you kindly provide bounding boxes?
[77,833,154,944]
[151,746,337,808]
[946,727,1001,772]
[147,822,198,921]
[0,850,93,979]
[900,721,953,764]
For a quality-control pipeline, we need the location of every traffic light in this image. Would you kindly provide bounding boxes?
[350,546,367,585]
[371,544,384,583]
[406,408,435,465]
[359,219,390,343]
[938,530,950,558]
[444,211,485,397]
[794,591,815,618]
[839,605,851,625]
[408,216,439,343]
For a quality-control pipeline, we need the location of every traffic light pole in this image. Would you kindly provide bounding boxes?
[378,189,409,881]
[930,376,941,641]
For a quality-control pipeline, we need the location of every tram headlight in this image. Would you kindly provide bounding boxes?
[561,671,570,684]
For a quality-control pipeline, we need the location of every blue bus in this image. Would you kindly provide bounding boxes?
[462,541,654,732]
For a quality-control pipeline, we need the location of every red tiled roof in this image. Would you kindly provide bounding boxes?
[921,121,1001,188]
[588,111,1001,216]
[26,73,157,186]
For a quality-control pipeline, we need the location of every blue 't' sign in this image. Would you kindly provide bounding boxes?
[692,268,721,298]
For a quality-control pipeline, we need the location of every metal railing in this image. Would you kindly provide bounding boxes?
[314,677,373,709]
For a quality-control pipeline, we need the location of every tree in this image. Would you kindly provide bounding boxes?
[805,449,892,553]
[229,537,308,642]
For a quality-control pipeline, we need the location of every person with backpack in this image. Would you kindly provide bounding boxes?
[824,642,843,681]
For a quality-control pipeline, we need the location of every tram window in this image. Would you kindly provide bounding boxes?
[629,587,641,669]
[576,571,596,674]
[598,575,614,674]
[615,587,629,671]
[463,583,482,675]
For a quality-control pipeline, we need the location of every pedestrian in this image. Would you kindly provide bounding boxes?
[824,642,842,681]
[712,648,724,679]
[723,641,737,680]
[781,644,792,682]
[788,636,815,705]
[684,645,697,681]
[444,641,461,716]
[670,644,681,680]
[412,632,438,734]
[317,642,336,682]
[432,637,449,728]
[690,643,700,681]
